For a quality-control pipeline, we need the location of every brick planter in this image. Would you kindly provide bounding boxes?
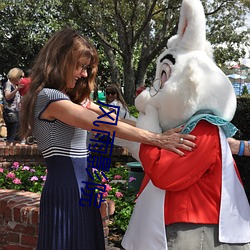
[0,143,135,168]
[0,189,115,250]
[0,142,134,249]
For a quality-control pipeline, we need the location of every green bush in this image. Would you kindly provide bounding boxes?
[0,162,137,234]
[128,104,139,118]
[94,165,137,233]
[242,85,249,95]
[231,95,250,201]
[0,162,46,193]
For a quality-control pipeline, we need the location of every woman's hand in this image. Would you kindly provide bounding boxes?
[227,137,239,155]
[157,127,197,156]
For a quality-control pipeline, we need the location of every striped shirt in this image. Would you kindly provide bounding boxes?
[33,88,88,158]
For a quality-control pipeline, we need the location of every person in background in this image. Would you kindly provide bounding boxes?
[0,79,5,123]
[17,69,32,145]
[105,83,136,122]
[0,78,5,104]
[19,69,31,96]
[19,28,196,250]
[3,68,24,146]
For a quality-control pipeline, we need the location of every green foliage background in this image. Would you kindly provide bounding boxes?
[0,0,249,104]
[231,95,250,202]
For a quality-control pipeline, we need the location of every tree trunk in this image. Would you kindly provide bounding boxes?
[102,43,121,86]
[135,60,148,87]
[123,57,135,105]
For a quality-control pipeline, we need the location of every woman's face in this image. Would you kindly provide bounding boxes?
[70,58,91,89]
[106,88,117,103]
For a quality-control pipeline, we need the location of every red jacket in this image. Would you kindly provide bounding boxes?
[139,120,242,225]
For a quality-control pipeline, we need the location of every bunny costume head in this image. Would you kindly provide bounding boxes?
[135,0,236,132]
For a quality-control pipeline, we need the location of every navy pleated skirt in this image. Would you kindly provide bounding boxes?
[37,156,105,250]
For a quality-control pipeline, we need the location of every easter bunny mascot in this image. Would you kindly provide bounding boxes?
[120,0,250,249]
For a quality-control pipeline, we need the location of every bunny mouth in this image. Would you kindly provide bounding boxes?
[161,71,167,86]
[160,63,171,87]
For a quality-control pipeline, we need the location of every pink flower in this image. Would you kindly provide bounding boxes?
[129,177,137,182]
[30,169,36,172]
[115,191,123,198]
[12,162,19,169]
[102,177,108,183]
[92,168,98,173]
[22,166,30,171]
[102,192,109,198]
[0,168,4,173]
[12,178,22,185]
[114,175,122,180]
[30,176,38,181]
[40,176,46,181]
[6,172,16,179]
[105,184,112,192]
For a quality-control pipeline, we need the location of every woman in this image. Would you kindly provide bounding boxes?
[105,83,135,121]
[19,28,196,250]
[3,67,24,146]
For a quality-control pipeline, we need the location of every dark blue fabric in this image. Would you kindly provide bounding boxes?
[5,121,18,142]
[37,156,105,250]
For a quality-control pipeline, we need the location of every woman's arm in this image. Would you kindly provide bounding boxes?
[42,99,196,156]
[227,137,250,156]
[4,84,23,101]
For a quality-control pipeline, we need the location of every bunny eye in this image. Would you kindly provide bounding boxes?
[160,63,171,88]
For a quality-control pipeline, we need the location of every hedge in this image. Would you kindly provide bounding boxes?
[231,95,250,202]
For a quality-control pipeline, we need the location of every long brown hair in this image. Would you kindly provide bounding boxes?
[105,84,128,109]
[19,28,98,138]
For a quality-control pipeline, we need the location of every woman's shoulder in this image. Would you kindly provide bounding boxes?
[38,88,69,101]
[3,80,13,91]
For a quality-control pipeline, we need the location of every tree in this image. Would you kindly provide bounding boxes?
[241,0,250,9]
[60,0,249,104]
[0,0,248,104]
[0,0,70,77]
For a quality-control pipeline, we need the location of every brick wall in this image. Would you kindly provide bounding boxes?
[0,189,115,250]
[0,144,44,168]
[0,143,135,168]
[0,143,135,249]
[0,189,40,250]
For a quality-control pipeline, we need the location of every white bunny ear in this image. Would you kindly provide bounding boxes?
[177,0,206,50]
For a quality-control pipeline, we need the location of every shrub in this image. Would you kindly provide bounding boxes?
[231,95,250,202]
[93,165,137,233]
[0,162,137,234]
[0,162,46,193]
[128,104,139,118]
